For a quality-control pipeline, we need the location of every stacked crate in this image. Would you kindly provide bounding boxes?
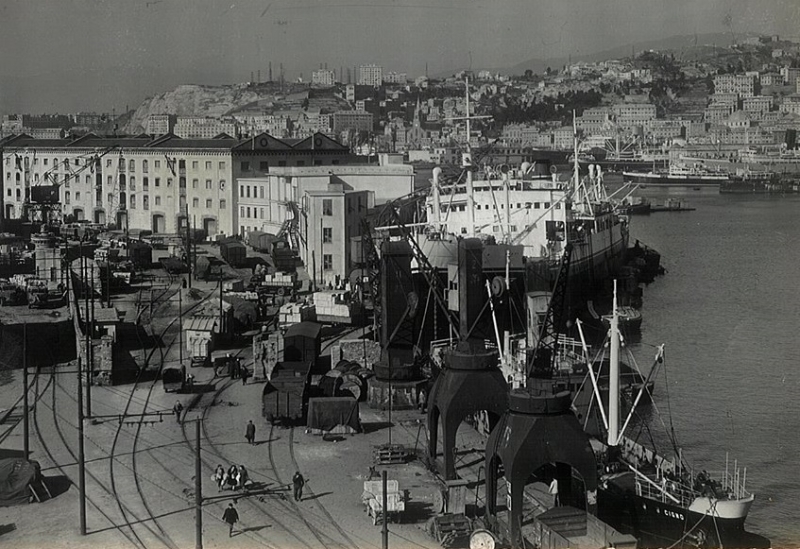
[313,291,352,322]
[278,303,316,327]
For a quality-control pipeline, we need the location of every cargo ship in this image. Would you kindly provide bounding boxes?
[720,170,800,194]
[423,106,628,310]
[588,286,769,549]
[623,163,730,187]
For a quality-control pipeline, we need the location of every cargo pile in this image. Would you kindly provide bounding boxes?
[278,302,316,326]
[313,290,352,322]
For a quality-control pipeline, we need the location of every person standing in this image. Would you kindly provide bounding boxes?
[292,471,305,502]
[548,478,559,507]
[222,503,239,537]
[172,400,183,423]
[241,366,249,385]
[245,420,256,445]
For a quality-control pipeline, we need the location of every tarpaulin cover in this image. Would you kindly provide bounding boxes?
[0,458,40,507]
[307,397,361,433]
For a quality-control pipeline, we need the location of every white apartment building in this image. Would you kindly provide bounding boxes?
[174,116,239,139]
[358,64,383,87]
[312,69,336,87]
[612,103,657,130]
[714,74,757,97]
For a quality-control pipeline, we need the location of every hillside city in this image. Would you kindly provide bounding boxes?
[4,34,800,162]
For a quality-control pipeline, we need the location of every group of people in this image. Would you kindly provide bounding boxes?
[213,463,251,492]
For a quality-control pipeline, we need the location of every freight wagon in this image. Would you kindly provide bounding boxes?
[220,240,247,267]
[262,361,313,425]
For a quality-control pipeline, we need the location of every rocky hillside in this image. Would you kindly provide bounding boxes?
[123,82,309,134]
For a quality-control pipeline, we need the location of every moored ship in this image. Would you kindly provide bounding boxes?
[623,163,730,187]
[423,108,629,311]
[587,286,769,548]
[720,170,800,194]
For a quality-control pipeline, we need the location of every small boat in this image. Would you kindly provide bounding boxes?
[601,305,642,332]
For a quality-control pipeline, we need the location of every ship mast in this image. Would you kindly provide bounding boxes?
[607,279,620,446]
[464,76,475,233]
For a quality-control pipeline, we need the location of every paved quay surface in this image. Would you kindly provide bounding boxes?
[0,263,484,549]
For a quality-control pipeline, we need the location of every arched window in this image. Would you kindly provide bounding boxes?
[142,160,149,173]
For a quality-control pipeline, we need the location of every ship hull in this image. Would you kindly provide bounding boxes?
[527,222,629,312]
[720,178,800,194]
[597,487,767,549]
[623,171,728,187]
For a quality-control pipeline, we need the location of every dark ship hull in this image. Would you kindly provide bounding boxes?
[597,477,769,549]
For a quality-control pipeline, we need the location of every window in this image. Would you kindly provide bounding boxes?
[65,192,70,204]
[155,160,161,169]
[108,193,113,204]
[555,203,561,210]
[53,158,59,169]
[107,176,112,186]
[259,161,269,171]
[241,161,250,171]
[534,202,540,209]
[240,206,245,217]
[130,195,136,209]
[323,254,333,270]
[74,158,79,166]
[179,159,186,170]
[260,207,264,219]
[205,179,212,189]
[76,191,81,201]
[143,177,149,191]
[296,161,305,167]
[259,186,264,199]
[323,227,332,243]
[322,199,333,216]
[44,158,49,166]
[155,196,161,206]
[179,177,186,189]
[85,175,91,184]
[192,178,198,189]
[143,196,149,210]
[15,174,19,183]
[142,160,149,173]
[314,160,322,166]
[219,161,225,170]
[129,159,135,172]
[278,161,286,167]
[544,202,550,209]
[192,197,198,208]
[129,176,135,191]
[192,161,198,170]
[167,178,173,187]
[106,158,111,167]
[15,189,20,200]
[246,186,251,198]
[205,161,212,170]
[246,207,251,218]
[240,186,244,198]
[220,179,225,190]
[220,199,226,209]
[206,199,212,208]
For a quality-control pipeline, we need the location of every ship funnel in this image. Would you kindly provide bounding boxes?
[520,161,531,174]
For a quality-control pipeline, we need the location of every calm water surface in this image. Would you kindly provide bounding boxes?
[623,186,800,546]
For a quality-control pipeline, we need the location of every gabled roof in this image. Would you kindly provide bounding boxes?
[292,132,348,151]
[232,132,293,151]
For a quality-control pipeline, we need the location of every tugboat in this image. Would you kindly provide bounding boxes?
[588,283,770,548]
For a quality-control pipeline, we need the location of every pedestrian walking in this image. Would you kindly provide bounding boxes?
[549,478,559,507]
[172,400,183,423]
[222,503,239,537]
[245,420,256,445]
[238,465,250,491]
[241,366,249,385]
[292,471,305,502]
[227,353,236,379]
[213,464,225,492]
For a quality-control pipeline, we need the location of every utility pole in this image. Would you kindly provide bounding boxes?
[195,419,203,549]
[88,265,94,418]
[186,215,192,289]
[22,322,28,460]
[77,357,87,535]
[179,287,183,367]
[382,470,389,549]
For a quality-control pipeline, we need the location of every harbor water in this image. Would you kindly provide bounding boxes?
[623,185,800,546]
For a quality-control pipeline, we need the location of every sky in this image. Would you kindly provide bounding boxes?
[1,0,799,114]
